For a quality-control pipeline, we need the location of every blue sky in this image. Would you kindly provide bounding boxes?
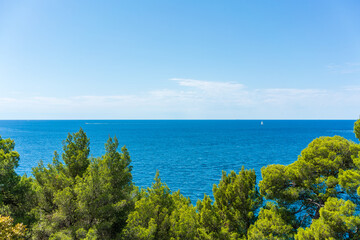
[0,0,359,119]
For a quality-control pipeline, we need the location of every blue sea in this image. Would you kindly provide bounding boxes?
[0,120,358,203]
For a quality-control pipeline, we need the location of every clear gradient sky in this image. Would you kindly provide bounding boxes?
[1,0,359,119]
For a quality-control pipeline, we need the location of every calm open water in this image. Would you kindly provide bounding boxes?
[0,120,358,203]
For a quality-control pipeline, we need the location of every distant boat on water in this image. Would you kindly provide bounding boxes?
[261,121,263,125]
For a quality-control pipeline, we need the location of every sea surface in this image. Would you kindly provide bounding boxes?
[0,120,358,203]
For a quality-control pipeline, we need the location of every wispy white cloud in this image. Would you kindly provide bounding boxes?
[257,88,328,104]
[169,78,252,106]
[0,79,359,119]
[327,62,360,74]
[171,78,244,91]
[342,85,360,92]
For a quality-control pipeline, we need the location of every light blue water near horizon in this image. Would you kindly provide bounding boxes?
[0,120,358,203]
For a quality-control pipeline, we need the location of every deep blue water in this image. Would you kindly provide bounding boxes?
[0,120,358,203]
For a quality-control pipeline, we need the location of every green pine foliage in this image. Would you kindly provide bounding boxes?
[0,135,34,228]
[212,168,263,238]
[196,194,238,240]
[260,135,358,227]
[76,138,133,239]
[355,119,360,141]
[123,171,198,240]
[1,120,360,239]
[247,203,294,240]
[62,128,90,179]
[295,197,360,239]
[31,129,134,239]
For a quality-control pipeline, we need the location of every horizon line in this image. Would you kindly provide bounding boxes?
[0,118,357,121]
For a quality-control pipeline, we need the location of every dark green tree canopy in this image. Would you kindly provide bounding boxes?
[247,203,294,240]
[295,197,360,239]
[0,136,20,206]
[62,128,90,179]
[31,130,134,239]
[0,136,34,226]
[260,135,359,228]
[355,119,360,141]
[213,168,263,238]
[123,171,175,240]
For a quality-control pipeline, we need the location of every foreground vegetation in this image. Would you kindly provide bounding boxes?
[1,120,360,239]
